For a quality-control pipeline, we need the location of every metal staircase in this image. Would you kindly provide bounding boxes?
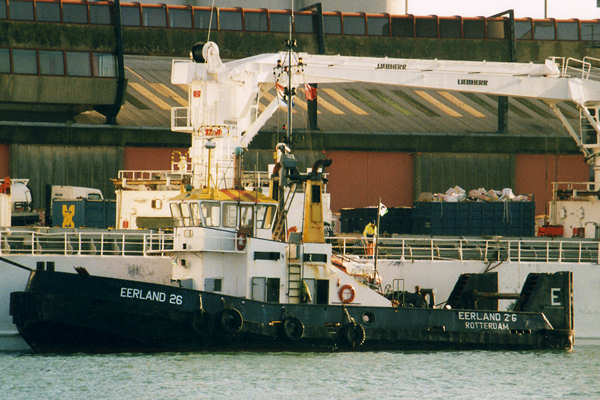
[287,238,303,304]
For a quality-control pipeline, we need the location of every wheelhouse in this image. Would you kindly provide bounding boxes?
[168,189,277,238]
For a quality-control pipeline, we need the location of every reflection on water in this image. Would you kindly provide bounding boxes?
[1,339,599,400]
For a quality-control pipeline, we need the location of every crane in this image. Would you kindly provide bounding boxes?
[171,42,600,194]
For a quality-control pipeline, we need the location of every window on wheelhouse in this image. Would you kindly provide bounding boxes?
[256,204,276,229]
[180,202,193,226]
[201,201,220,227]
[223,203,238,228]
[239,204,254,230]
[169,202,183,227]
[190,202,202,226]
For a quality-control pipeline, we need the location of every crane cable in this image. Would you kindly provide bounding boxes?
[207,0,217,43]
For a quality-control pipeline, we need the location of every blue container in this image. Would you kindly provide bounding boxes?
[52,199,116,228]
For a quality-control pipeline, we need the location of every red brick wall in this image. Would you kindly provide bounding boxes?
[325,151,413,212]
[0,145,9,178]
[123,147,188,170]
[515,154,589,215]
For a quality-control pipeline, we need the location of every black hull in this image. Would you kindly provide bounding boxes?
[10,271,574,353]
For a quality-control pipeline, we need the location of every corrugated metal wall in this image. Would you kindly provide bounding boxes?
[414,153,515,199]
[10,144,123,210]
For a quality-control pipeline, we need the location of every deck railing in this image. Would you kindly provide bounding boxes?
[327,235,600,264]
[0,229,174,256]
[2,228,599,264]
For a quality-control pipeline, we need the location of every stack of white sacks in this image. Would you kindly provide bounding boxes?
[419,186,530,202]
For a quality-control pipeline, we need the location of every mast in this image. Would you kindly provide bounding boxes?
[286,0,294,146]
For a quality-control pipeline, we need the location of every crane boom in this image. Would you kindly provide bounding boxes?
[171,43,600,189]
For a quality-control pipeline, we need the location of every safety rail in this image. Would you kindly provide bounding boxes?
[0,229,174,256]
[327,235,600,264]
[583,56,600,81]
[552,181,600,201]
[551,56,593,79]
[117,169,192,182]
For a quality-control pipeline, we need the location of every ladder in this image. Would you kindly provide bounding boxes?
[287,240,303,304]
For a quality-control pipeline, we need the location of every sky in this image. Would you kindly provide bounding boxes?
[405,0,600,20]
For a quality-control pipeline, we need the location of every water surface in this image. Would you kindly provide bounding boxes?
[2,340,599,399]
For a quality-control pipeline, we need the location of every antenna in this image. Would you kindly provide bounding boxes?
[286,0,295,145]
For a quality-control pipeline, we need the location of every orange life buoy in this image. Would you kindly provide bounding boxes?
[338,284,355,304]
[236,231,247,251]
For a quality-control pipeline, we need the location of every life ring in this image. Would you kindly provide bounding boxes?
[338,284,355,304]
[219,307,243,334]
[282,317,304,341]
[236,231,247,251]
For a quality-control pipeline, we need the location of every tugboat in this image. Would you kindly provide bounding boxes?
[9,36,575,352]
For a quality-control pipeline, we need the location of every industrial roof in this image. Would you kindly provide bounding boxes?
[74,54,577,138]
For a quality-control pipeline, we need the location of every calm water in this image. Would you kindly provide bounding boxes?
[1,340,599,400]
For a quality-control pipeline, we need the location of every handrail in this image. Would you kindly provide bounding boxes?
[1,228,598,264]
[0,229,174,256]
[327,235,600,264]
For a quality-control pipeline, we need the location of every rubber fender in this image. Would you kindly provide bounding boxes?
[282,317,304,341]
[343,323,366,348]
[219,308,244,334]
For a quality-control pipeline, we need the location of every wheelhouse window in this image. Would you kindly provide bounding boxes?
[256,204,275,229]
[180,202,192,226]
[222,203,238,228]
[239,204,254,229]
[201,201,220,227]
[190,202,202,226]
[169,202,183,227]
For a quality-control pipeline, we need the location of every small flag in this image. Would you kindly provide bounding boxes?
[276,83,294,108]
[304,83,317,101]
[379,202,388,217]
